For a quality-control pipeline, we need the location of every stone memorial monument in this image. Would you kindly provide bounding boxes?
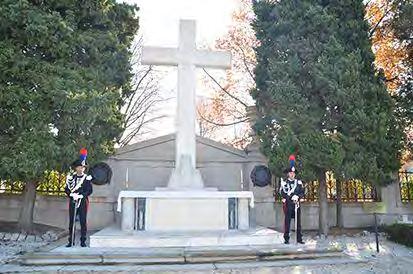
[90,20,280,248]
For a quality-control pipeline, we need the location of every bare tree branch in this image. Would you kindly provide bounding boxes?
[198,110,250,127]
[124,83,160,126]
[369,0,401,38]
[120,114,167,146]
[126,98,167,128]
[202,68,249,108]
[119,36,168,146]
[235,43,255,80]
[124,67,153,117]
[385,75,400,82]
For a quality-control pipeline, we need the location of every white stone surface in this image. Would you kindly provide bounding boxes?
[90,226,283,248]
[141,19,231,190]
[146,198,228,231]
[117,190,254,212]
[117,191,253,232]
[121,197,135,231]
[238,198,250,230]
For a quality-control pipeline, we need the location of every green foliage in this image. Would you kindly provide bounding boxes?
[0,0,139,183]
[392,1,413,153]
[383,223,413,247]
[1,170,66,196]
[391,1,413,60]
[251,0,403,185]
[399,171,413,202]
[36,170,66,196]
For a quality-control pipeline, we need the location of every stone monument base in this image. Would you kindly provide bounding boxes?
[116,190,254,232]
[89,226,283,248]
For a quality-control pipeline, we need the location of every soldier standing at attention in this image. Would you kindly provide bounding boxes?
[279,155,304,244]
[65,148,93,247]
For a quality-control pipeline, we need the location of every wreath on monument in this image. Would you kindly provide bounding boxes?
[89,162,112,185]
[250,165,272,187]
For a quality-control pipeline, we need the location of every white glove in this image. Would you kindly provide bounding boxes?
[292,195,299,202]
[281,198,286,203]
[70,193,83,200]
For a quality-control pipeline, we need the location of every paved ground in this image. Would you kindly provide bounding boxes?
[0,232,412,273]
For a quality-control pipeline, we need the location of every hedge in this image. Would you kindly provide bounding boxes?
[383,223,413,248]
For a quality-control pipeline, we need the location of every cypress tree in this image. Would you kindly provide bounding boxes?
[252,0,403,236]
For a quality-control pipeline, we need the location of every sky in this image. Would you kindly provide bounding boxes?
[120,0,239,140]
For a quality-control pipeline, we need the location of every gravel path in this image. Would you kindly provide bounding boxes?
[0,231,60,264]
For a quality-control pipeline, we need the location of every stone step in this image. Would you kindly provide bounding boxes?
[1,256,370,273]
[19,245,345,266]
[89,226,286,248]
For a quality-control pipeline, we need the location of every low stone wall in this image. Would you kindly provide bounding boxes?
[0,194,115,230]
[2,192,412,232]
[254,198,413,231]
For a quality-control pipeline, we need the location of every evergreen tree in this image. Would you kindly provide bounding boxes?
[392,1,413,154]
[0,0,139,232]
[252,0,403,236]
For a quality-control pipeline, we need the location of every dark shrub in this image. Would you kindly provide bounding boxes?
[383,223,413,248]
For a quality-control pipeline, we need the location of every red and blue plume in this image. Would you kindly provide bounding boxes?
[289,154,296,170]
[80,148,88,164]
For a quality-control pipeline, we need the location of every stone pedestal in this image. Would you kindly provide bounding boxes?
[121,197,135,231]
[115,191,253,232]
[89,226,283,248]
[146,198,228,231]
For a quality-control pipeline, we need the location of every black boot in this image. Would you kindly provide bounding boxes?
[80,241,87,247]
[66,242,72,247]
[283,234,290,244]
[297,233,304,244]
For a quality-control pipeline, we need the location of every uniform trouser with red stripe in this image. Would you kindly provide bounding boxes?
[283,201,302,242]
[68,198,88,244]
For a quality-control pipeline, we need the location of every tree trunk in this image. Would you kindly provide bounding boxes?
[318,171,329,237]
[18,181,37,233]
[336,179,344,228]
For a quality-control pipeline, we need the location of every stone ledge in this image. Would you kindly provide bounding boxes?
[19,245,345,266]
[89,226,284,248]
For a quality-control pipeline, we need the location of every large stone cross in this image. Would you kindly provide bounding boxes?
[142,19,231,189]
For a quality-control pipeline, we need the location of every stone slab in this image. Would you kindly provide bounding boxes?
[90,226,284,248]
[213,257,368,270]
[146,198,228,231]
[102,255,185,264]
[117,190,254,211]
[0,257,369,273]
[22,258,102,266]
[20,243,347,266]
